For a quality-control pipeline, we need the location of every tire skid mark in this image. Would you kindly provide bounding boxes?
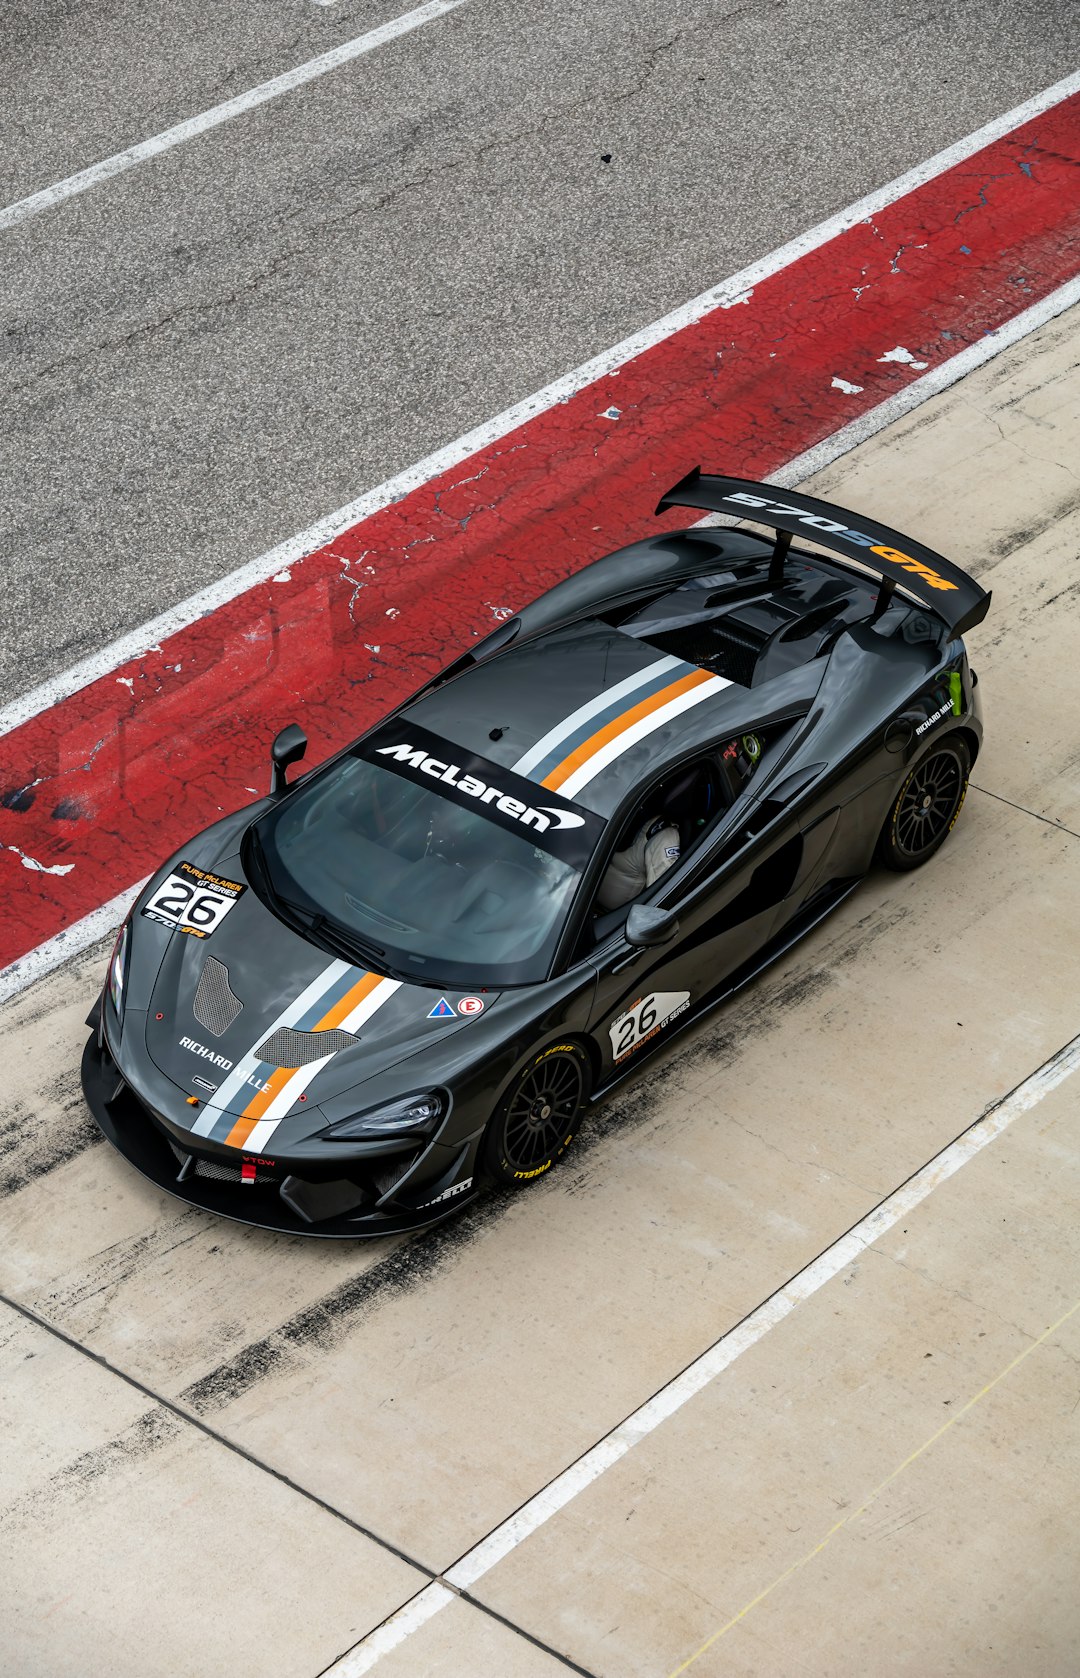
[178,899,909,1418]
[0,1405,182,1531]
[983,483,1080,565]
[179,1194,512,1415]
[0,1066,102,1198]
[38,1213,206,1321]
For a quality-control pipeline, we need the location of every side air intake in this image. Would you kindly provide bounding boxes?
[193,956,243,1036]
[255,1026,360,1068]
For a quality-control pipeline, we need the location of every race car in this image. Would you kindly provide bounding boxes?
[83,471,990,1238]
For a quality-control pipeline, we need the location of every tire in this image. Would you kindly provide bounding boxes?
[876,736,970,872]
[483,1041,590,1187]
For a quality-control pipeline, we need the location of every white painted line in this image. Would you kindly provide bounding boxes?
[1,68,1078,743]
[764,270,1080,493]
[0,0,466,236]
[0,880,147,1007]
[324,1028,1080,1675]
[324,1585,456,1677]
[3,269,1077,1009]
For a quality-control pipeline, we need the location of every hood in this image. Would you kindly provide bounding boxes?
[142,849,500,1145]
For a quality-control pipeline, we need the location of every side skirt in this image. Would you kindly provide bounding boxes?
[590,877,861,1103]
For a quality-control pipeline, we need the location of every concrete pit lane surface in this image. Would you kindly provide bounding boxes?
[3,7,1080,1676]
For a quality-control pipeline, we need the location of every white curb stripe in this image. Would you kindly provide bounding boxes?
[0,1,467,236]
[324,1027,1080,1674]
[2,68,1078,744]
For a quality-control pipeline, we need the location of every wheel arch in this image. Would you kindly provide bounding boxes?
[950,723,981,766]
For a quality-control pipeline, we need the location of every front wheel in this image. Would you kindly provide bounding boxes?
[483,1042,590,1186]
[876,736,970,871]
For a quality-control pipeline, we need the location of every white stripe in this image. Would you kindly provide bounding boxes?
[242,1055,337,1149]
[0,878,147,1007]
[0,1,466,236]
[327,1584,456,1678]
[735,268,1080,500]
[511,656,684,776]
[324,1027,1080,1673]
[337,975,403,1033]
[189,958,349,1135]
[556,674,730,799]
[2,69,1078,744]
[4,221,1080,1009]
[246,1053,335,1127]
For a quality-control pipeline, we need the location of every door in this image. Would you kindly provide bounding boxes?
[586,796,805,1085]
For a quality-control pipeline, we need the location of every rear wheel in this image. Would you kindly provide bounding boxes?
[876,736,970,871]
[483,1042,589,1186]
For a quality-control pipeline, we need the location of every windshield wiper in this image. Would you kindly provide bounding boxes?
[311,914,390,968]
[245,833,402,975]
[280,901,403,978]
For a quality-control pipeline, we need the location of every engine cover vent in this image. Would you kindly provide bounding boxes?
[256,1026,360,1069]
[193,956,243,1036]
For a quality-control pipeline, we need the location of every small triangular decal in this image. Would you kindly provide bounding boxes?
[428,997,455,1018]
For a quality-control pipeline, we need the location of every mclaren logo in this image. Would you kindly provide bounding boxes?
[723,491,959,593]
[376,744,586,833]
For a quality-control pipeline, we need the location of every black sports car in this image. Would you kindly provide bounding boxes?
[83,471,989,1237]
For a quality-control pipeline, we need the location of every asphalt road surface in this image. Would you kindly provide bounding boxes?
[1,0,1077,707]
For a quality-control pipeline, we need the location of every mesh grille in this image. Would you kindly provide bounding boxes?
[193,956,243,1036]
[166,1136,280,1184]
[255,1026,359,1068]
[195,1156,280,1183]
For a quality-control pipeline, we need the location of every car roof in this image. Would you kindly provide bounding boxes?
[402,615,826,820]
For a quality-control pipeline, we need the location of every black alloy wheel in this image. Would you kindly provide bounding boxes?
[877,736,971,871]
[483,1042,590,1185]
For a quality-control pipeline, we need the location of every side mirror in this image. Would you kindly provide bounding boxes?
[270,723,308,796]
[625,902,680,948]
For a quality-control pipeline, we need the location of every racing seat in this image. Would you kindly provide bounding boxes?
[590,761,719,942]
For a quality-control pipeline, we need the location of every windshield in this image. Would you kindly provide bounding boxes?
[252,749,592,986]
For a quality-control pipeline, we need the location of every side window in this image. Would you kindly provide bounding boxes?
[665,720,804,897]
[717,730,767,803]
[586,757,722,941]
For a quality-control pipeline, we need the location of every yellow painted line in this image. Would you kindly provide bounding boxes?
[665,1295,1080,1676]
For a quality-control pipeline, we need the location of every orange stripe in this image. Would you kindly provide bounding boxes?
[315,970,382,1031]
[541,668,714,792]
[224,1065,296,1147]
[224,1113,260,1150]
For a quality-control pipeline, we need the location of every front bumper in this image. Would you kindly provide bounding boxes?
[82,1025,481,1239]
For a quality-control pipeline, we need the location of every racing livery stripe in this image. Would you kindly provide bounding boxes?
[223,971,403,1151]
[332,973,403,1033]
[223,1067,297,1151]
[201,961,371,1142]
[542,669,730,797]
[511,654,686,778]
[315,968,387,1032]
[189,958,351,1138]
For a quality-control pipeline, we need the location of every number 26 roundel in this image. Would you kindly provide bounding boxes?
[142,861,246,939]
[608,992,690,1063]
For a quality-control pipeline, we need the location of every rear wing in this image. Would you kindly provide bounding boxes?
[656,469,991,637]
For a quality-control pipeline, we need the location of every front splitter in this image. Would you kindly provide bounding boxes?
[81,1035,478,1240]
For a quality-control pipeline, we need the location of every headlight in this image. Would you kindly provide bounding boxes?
[326,1091,444,1140]
[107,920,130,1019]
